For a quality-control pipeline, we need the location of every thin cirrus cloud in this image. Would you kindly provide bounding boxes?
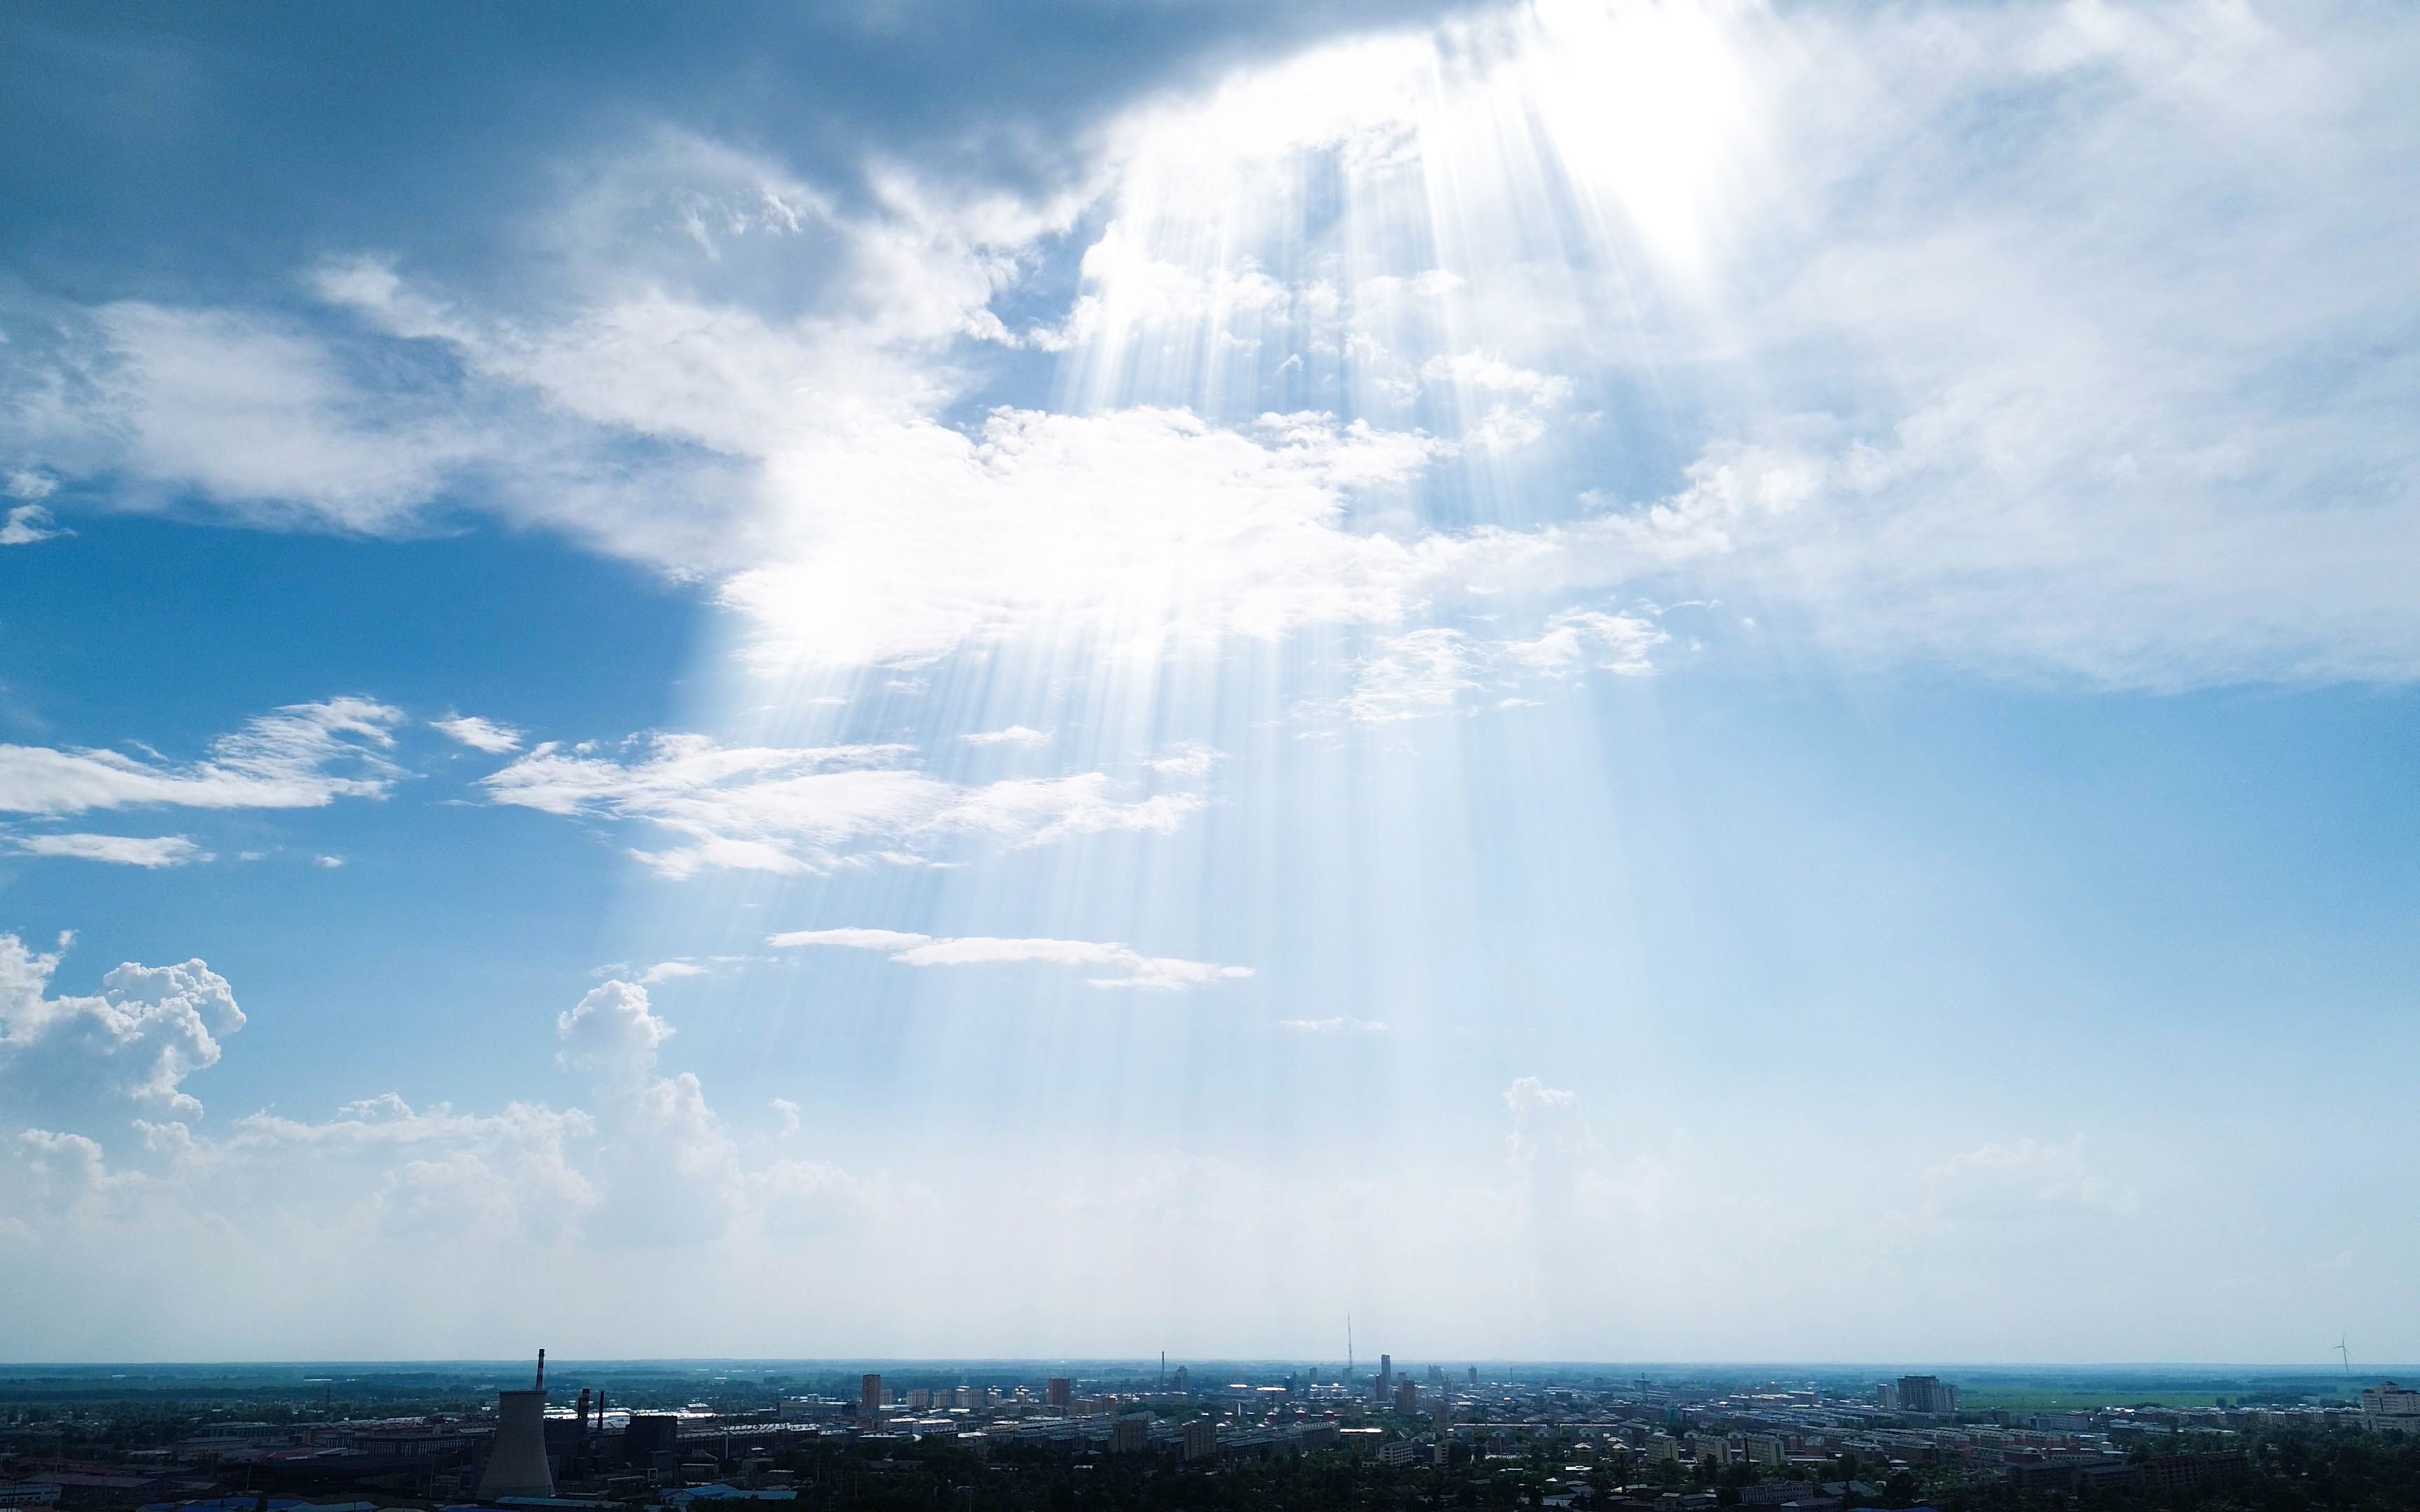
[11,833,211,867]
[770,929,1253,991]
[479,732,1202,878]
[0,698,403,816]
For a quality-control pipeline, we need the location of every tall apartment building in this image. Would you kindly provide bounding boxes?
[860,1374,883,1415]
[1896,1376,1958,1415]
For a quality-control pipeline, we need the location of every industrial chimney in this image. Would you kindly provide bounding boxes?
[478,1351,557,1499]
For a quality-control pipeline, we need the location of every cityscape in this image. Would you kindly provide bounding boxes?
[3,1357,2417,1512]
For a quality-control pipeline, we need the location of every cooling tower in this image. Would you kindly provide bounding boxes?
[479,1387,556,1498]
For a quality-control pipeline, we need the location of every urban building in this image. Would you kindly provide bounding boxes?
[1182,1418,1220,1460]
[1896,1376,1958,1415]
[2361,1382,2420,1427]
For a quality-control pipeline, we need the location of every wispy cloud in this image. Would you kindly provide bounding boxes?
[0,698,403,816]
[482,732,1199,878]
[11,833,210,867]
[1315,609,1668,724]
[770,928,1252,991]
[0,504,65,546]
[431,714,523,753]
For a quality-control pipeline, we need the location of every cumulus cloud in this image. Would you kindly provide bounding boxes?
[11,833,211,867]
[0,698,403,816]
[0,934,243,1118]
[431,714,523,753]
[481,732,1199,877]
[555,980,674,1084]
[770,928,1253,991]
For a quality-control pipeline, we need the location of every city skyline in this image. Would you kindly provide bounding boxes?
[3,0,2419,1363]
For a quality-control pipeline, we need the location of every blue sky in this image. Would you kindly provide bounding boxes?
[2,0,2417,1364]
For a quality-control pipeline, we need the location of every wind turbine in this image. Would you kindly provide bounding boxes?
[2335,1337,2351,1375]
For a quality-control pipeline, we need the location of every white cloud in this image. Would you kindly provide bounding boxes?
[431,714,523,753]
[636,960,707,985]
[6,1,2418,710]
[11,833,210,867]
[555,980,673,1084]
[1504,1075,1577,1115]
[1316,608,1671,723]
[4,470,57,501]
[1419,351,1573,408]
[1144,743,1223,779]
[1335,627,1477,723]
[962,725,1050,746]
[0,697,403,816]
[1498,608,1665,677]
[768,927,934,951]
[0,933,243,1119]
[1277,1016,1389,1033]
[1924,1137,2138,1221]
[0,504,64,545]
[312,854,345,869]
[482,732,1200,878]
[771,928,1252,991]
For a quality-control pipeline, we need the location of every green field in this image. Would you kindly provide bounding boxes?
[1955,1377,2363,1413]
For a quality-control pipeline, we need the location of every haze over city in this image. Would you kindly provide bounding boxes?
[3,0,2419,1368]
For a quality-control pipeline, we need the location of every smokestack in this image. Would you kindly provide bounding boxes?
[578,1388,592,1432]
[479,1356,555,1500]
